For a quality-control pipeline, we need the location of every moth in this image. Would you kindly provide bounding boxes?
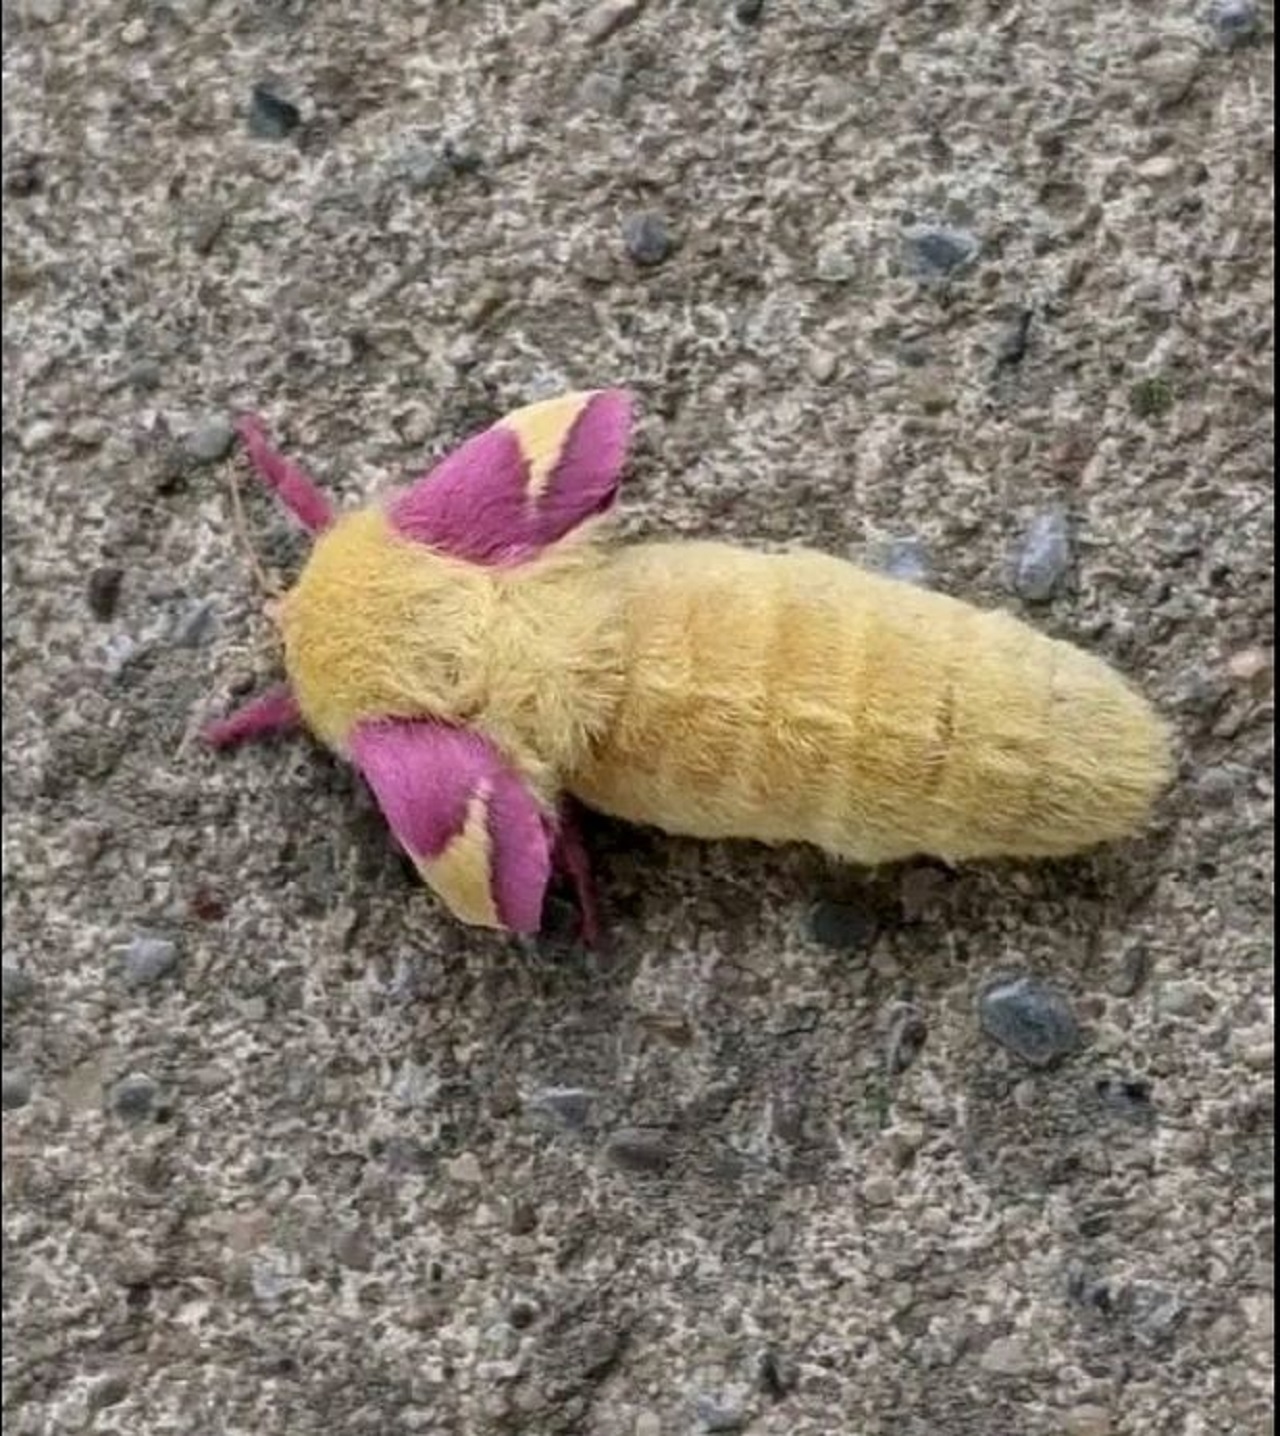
[205,389,1173,943]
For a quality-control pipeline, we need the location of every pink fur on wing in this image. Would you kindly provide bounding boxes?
[349,719,554,933]
[388,390,632,566]
[202,685,301,747]
[235,415,336,534]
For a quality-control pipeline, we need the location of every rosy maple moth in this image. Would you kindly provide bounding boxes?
[205,390,1173,942]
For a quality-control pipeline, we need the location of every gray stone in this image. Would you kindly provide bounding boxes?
[248,86,301,141]
[696,1396,746,1432]
[1208,0,1259,48]
[183,417,236,465]
[2,963,36,1007]
[603,1127,671,1173]
[171,599,217,647]
[979,976,1081,1067]
[111,1073,159,1121]
[622,213,673,267]
[583,0,644,44]
[86,565,124,622]
[527,1086,595,1129]
[876,537,931,587]
[121,935,179,988]
[904,225,979,278]
[2,1069,33,1110]
[1013,508,1072,602]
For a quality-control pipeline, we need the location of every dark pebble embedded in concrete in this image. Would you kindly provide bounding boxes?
[876,537,931,587]
[527,1086,595,1129]
[696,1397,747,1432]
[111,1073,159,1121]
[1208,0,1258,47]
[979,976,1081,1067]
[604,1126,672,1173]
[623,213,674,267]
[248,86,301,140]
[87,565,124,621]
[904,224,978,277]
[2,1069,32,1110]
[809,900,879,951]
[1013,508,1072,602]
[734,0,765,20]
[122,935,179,988]
[183,417,237,464]
[2,963,37,1007]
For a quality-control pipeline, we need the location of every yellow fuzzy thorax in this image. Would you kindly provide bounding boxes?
[277,506,626,796]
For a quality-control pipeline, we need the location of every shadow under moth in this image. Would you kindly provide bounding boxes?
[205,389,1173,944]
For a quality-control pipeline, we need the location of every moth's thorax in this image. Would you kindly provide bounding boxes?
[278,505,627,785]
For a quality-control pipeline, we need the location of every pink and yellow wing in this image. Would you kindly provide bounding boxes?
[348,719,554,934]
[386,389,633,566]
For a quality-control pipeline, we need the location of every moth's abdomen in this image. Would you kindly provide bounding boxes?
[567,542,1172,863]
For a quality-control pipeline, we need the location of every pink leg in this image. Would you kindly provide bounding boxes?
[235,416,336,534]
[553,805,601,948]
[202,684,301,748]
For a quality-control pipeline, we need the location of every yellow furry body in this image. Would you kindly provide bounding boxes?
[280,512,1172,865]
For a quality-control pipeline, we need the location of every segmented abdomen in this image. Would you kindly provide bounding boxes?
[566,542,1171,862]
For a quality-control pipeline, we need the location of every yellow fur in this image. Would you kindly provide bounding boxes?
[418,795,502,928]
[278,519,1172,867]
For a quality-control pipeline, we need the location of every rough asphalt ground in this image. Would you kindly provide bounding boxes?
[2,2,1274,1433]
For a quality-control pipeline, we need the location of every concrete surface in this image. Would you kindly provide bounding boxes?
[2,2,1274,1433]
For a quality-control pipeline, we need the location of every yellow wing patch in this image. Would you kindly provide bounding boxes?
[417,792,501,929]
[498,392,596,499]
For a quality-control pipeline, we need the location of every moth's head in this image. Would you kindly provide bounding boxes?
[205,389,635,751]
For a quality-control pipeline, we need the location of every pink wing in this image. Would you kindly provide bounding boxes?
[387,389,633,566]
[347,719,554,935]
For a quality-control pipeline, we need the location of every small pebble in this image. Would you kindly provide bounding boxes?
[1207,0,1258,48]
[623,213,673,267]
[877,537,931,587]
[884,1002,928,1074]
[1123,1281,1185,1347]
[86,565,124,622]
[2,1069,33,1110]
[527,1086,595,1129]
[21,419,59,453]
[979,1335,1037,1376]
[2,964,37,1007]
[1094,1076,1155,1124]
[604,1127,671,1174]
[121,935,179,989]
[183,417,236,465]
[1013,508,1072,602]
[756,1349,793,1400]
[979,976,1081,1067]
[111,1073,159,1122]
[1158,979,1215,1018]
[995,308,1033,367]
[583,0,644,44]
[172,599,217,648]
[248,85,301,141]
[1108,944,1151,998]
[120,16,148,44]
[806,348,838,384]
[734,0,765,20]
[861,1173,896,1206]
[1062,1407,1113,1436]
[1226,646,1272,685]
[88,1374,130,1411]
[446,1151,483,1184]
[696,1397,746,1433]
[904,224,979,278]
[808,900,878,951]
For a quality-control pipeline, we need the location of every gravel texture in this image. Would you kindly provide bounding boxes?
[2,3,1274,1435]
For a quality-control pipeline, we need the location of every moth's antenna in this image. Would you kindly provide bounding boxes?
[225,460,283,600]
